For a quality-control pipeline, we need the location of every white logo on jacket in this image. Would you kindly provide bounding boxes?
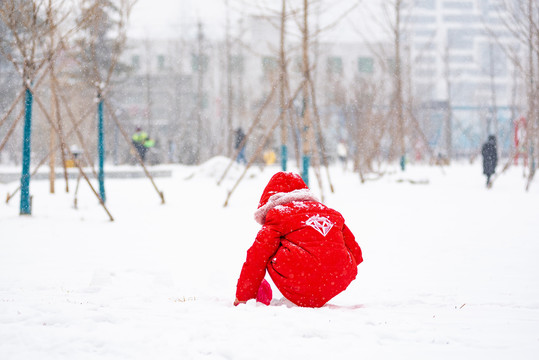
[305,215,334,237]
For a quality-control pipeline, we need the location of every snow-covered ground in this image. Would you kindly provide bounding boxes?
[1,158,538,359]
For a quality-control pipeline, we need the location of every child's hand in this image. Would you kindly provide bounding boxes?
[234,298,246,306]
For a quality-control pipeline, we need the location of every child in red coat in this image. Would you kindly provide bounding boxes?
[235,172,363,308]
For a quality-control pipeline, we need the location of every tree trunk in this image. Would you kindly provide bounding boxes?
[394,0,406,170]
[301,0,313,185]
[279,0,288,171]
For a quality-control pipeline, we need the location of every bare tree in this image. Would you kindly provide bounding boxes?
[73,0,136,200]
[491,0,539,189]
[0,0,54,214]
[443,43,453,162]
[390,0,407,169]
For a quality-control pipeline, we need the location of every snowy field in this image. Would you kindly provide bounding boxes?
[1,158,538,359]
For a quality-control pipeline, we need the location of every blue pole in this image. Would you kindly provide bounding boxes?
[20,87,33,215]
[97,93,106,203]
[531,145,536,174]
[301,155,310,187]
[281,144,288,171]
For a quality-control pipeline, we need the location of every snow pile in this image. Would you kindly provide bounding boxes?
[183,155,260,182]
[1,160,538,359]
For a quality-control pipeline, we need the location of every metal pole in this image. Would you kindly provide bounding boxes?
[281,144,288,171]
[6,110,93,204]
[301,154,310,187]
[20,87,33,215]
[97,92,106,203]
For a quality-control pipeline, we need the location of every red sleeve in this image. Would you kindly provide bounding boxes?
[343,224,363,266]
[235,225,281,302]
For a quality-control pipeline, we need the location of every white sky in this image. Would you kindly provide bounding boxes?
[128,0,225,39]
[128,0,387,43]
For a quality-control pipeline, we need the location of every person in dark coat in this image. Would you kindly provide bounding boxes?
[234,127,247,164]
[481,135,498,187]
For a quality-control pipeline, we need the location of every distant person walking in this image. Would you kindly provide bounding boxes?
[234,127,247,164]
[481,135,498,188]
[132,127,154,162]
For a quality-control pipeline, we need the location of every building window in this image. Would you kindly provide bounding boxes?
[449,55,474,63]
[157,55,165,70]
[479,42,507,77]
[415,41,437,51]
[387,58,396,74]
[417,56,436,64]
[414,69,436,77]
[358,57,374,74]
[448,29,474,49]
[410,15,437,23]
[262,56,278,75]
[443,1,473,9]
[194,93,209,109]
[327,56,343,75]
[414,29,437,37]
[131,55,140,69]
[415,0,436,9]
[229,55,244,73]
[443,15,480,23]
[479,0,504,14]
[192,54,209,73]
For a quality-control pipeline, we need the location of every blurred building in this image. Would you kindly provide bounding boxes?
[116,16,389,164]
[403,0,519,155]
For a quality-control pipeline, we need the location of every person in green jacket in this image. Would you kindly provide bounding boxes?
[132,127,154,162]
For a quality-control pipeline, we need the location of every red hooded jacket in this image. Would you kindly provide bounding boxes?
[235,172,363,308]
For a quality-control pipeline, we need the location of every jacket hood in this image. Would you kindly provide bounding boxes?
[254,172,318,224]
